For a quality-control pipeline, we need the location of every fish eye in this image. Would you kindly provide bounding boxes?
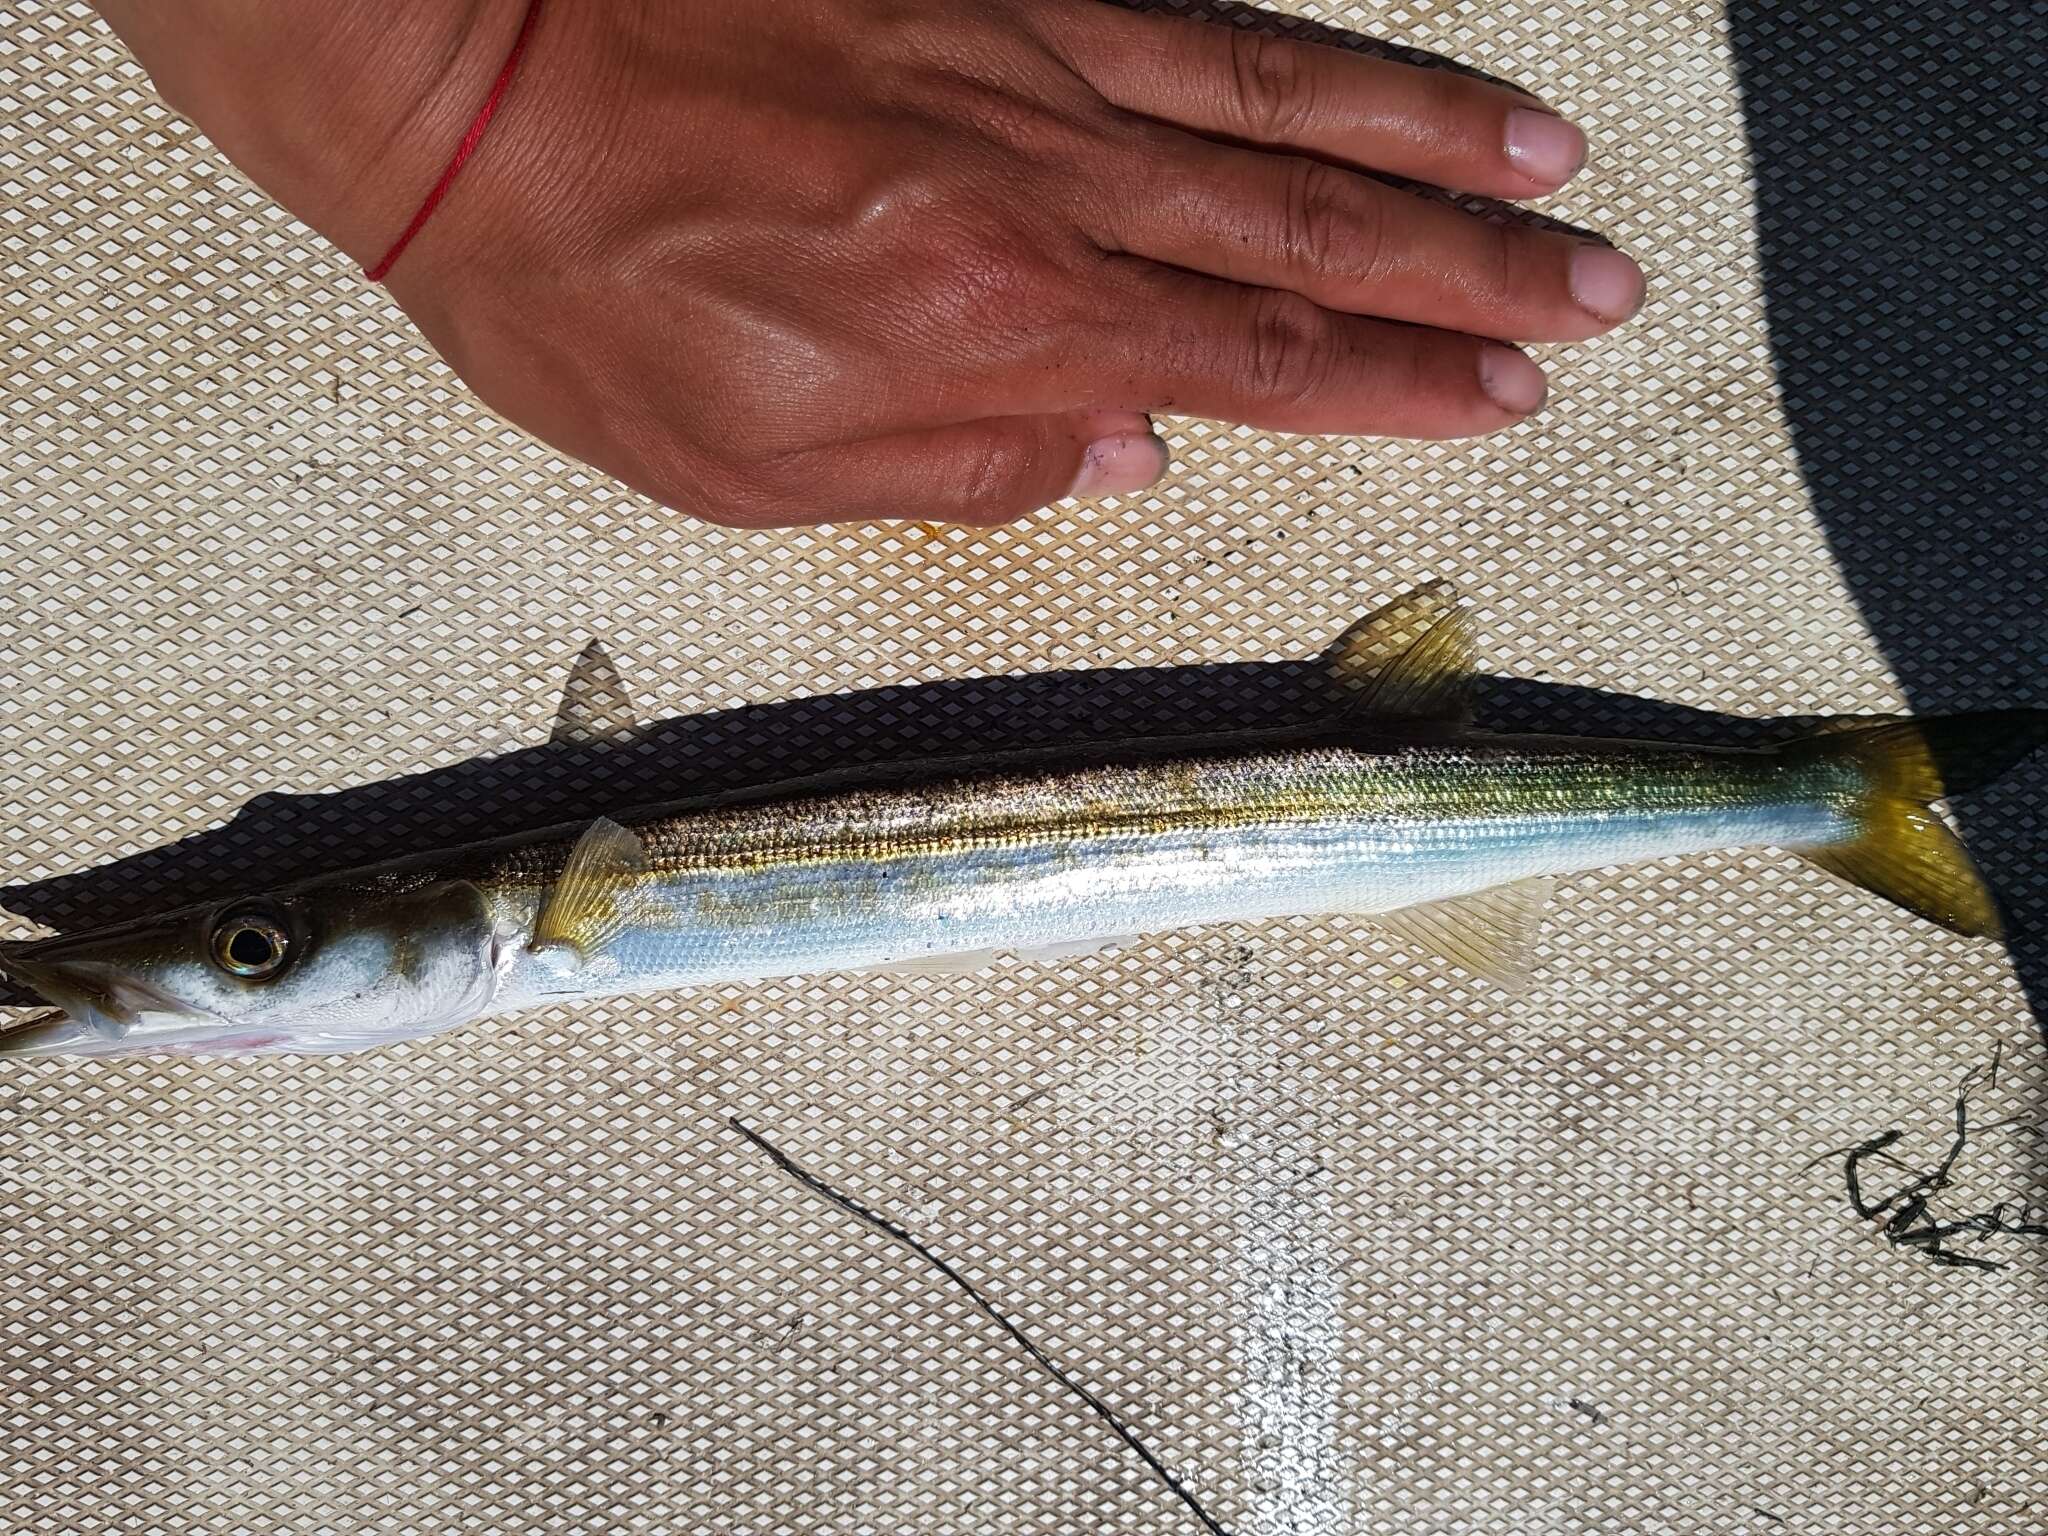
[209,908,292,979]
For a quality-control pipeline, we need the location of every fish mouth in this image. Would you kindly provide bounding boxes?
[0,946,221,1056]
[0,1008,106,1057]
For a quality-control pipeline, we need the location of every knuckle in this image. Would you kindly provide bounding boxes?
[954,433,1036,514]
[887,45,1098,166]
[1278,159,1369,281]
[1419,72,1490,149]
[849,162,955,227]
[934,73,1070,154]
[1241,289,1332,400]
[1227,30,1314,140]
[1347,183,1391,288]
[1486,220,1522,307]
[1389,338,1429,420]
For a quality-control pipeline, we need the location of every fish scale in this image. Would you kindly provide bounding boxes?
[486,739,1851,876]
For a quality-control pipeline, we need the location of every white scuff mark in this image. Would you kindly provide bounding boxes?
[1234,1165,1347,1536]
[1217,940,1349,1536]
[1047,941,1353,1532]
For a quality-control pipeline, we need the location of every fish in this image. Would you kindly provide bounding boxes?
[2,585,2041,1059]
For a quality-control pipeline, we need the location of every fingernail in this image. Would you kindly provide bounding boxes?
[1503,107,1586,188]
[1569,244,1646,323]
[1478,345,1547,416]
[1069,431,1169,498]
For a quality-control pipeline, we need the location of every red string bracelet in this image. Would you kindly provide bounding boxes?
[363,0,544,282]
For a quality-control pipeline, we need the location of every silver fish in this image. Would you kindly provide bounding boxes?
[3,587,2039,1057]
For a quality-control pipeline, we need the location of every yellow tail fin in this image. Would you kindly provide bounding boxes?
[1788,710,2047,938]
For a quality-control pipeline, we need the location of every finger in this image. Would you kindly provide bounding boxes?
[793,410,1170,526]
[1095,260,1547,438]
[1100,134,1643,342]
[1041,1,1588,198]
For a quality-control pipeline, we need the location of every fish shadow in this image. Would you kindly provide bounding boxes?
[4,643,2041,1277]
[3,653,1835,1006]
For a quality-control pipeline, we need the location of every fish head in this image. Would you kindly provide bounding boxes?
[0,876,507,1057]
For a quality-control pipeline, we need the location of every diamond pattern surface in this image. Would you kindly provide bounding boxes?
[4,3,2044,1534]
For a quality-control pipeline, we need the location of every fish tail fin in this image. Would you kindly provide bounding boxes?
[1785,709,2048,938]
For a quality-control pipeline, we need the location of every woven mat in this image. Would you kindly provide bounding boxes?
[4,3,2044,1532]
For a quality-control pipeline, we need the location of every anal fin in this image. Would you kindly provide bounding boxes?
[1370,877,1553,990]
[867,948,1005,977]
[864,934,1136,979]
[1014,934,1138,964]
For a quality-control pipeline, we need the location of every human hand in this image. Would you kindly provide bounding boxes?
[96,0,1643,526]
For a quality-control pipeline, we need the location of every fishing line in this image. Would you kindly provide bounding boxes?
[730,1116,1234,1536]
[1811,1044,2048,1271]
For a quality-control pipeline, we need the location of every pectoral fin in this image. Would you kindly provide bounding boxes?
[1370,877,1553,990]
[529,816,648,964]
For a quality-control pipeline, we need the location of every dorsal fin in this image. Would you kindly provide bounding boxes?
[529,817,648,963]
[551,640,639,746]
[1370,877,1552,989]
[1322,582,1458,692]
[1362,607,1476,721]
[1323,583,1475,721]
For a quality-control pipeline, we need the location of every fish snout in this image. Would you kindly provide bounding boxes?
[0,1008,105,1057]
[1,946,96,1053]
[0,946,149,1041]
[1,940,233,1057]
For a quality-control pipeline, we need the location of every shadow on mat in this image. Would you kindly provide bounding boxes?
[1727,1,2047,1028]
[1726,0,2048,1287]
[1110,0,2048,1023]
[1123,4,2048,1230]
